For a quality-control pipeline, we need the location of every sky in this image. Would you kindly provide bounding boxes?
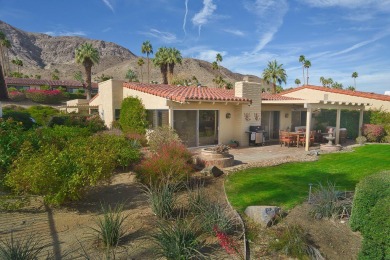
[0,0,390,94]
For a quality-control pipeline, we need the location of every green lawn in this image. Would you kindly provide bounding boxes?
[225,145,390,211]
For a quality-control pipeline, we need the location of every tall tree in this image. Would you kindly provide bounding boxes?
[304,60,311,85]
[262,60,287,94]
[347,86,356,91]
[352,72,358,89]
[295,78,301,87]
[137,58,145,82]
[299,55,306,85]
[167,48,182,84]
[125,69,138,82]
[11,58,23,73]
[75,43,100,100]
[153,47,169,84]
[141,41,153,83]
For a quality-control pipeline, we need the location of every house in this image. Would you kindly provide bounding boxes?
[280,85,390,111]
[90,78,369,151]
[5,77,98,94]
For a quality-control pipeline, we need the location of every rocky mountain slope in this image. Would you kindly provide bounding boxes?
[0,20,262,87]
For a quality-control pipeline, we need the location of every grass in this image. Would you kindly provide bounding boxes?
[225,145,390,211]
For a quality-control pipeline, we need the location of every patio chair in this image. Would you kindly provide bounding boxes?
[299,130,316,147]
[279,130,294,147]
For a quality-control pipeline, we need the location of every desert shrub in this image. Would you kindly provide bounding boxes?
[309,181,352,219]
[0,233,45,259]
[48,114,106,133]
[26,105,60,126]
[136,142,193,185]
[384,135,390,143]
[25,89,64,104]
[152,218,205,260]
[0,119,32,174]
[119,96,147,135]
[35,126,92,149]
[356,136,367,145]
[91,203,128,248]
[5,134,140,205]
[147,126,181,153]
[8,91,26,102]
[126,132,148,147]
[7,87,17,92]
[214,226,242,257]
[369,108,390,137]
[143,182,179,219]
[270,225,323,260]
[2,109,36,130]
[361,124,385,142]
[197,201,236,235]
[349,171,390,259]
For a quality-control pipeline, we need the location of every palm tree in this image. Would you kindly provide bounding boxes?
[295,78,301,87]
[11,58,23,73]
[137,58,145,82]
[352,72,358,89]
[262,60,287,94]
[167,48,182,84]
[0,62,8,100]
[347,86,356,91]
[141,41,153,83]
[299,55,306,85]
[0,34,11,76]
[125,69,138,82]
[153,47,169,84]
[304,60,311,85]
[331,82,343,89]
[75,43,100,100]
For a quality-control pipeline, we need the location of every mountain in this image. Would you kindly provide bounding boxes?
[0,20,262,87]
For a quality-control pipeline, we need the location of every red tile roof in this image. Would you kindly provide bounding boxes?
[281,85,390,102]
[123,82,252,103]
[261,93,302,101]
[5,77,98,88]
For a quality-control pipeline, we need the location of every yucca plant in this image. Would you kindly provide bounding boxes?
[0,233,44,260]
[152,218,205,260]
[143,181,179,219]
[91,203,128,249]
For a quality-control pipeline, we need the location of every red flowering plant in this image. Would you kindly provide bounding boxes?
[213,226,243,258]
[25,89,64,104]
[362,124,385,142]
[8,91,26,102]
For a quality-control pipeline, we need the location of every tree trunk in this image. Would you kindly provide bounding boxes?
[168,63,174,85]
[272,79,276,94]
[140,66,143,83]
[84,64,92,101]
[306,68,309,85]
[302,66,305,86]
[160,64,168,84]
[0,63,9,100]
[0,47,4,77]
[147,55,150,83]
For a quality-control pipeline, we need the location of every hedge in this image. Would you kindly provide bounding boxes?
[349,171,390,259]
[119,96,147,135]
[25,89,64,104]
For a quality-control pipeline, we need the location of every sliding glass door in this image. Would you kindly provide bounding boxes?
[173,110,219,147]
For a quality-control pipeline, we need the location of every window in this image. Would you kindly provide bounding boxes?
[146,110,169,129]
[115,109,121,120]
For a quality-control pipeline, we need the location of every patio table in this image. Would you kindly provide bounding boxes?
[289,132,305,147]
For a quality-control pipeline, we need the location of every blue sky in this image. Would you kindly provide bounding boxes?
[1,0,390,94]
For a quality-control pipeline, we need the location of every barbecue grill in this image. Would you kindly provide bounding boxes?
[246,125,267,146]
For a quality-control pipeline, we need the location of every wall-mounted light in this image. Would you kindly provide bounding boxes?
[226,112,231,119]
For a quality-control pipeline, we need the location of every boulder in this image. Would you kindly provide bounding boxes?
[201,166,224,177]
[244,206,281,227]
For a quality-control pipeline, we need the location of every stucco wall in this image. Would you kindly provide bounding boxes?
[97,79,123,127]
[283,88,390,111]
[123,88,169,109]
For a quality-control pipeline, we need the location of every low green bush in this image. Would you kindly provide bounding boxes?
[48,114,106,133]
[350,171,390,259]
[25,89,64,104]
[36,126,91,149]
[2,110,35,130]
[5,134,140,205]
[143,182,179,220]
[136,142,193,185]
[350,171,390,231]
[26,106,60,126]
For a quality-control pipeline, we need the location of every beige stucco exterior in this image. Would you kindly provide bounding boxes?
[283,88,390,111]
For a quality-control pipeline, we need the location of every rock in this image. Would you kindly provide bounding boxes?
[244,206,281,227]
[201,166,224,177]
